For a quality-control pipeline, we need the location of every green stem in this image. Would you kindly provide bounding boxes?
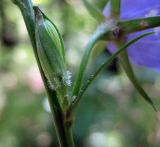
[12,0,75,146]
[48,90,75,147]
[110,0,121,18]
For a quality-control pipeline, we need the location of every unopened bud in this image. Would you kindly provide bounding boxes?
[34,6,69,97]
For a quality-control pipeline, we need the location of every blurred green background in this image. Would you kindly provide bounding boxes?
[1,0,160,146]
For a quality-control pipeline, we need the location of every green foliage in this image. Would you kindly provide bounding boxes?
[70,32,154,111]
[82,0,106,22]
[1,0,160,147]
[120,50,157,111]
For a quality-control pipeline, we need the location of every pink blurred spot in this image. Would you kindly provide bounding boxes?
[27,66,44,93]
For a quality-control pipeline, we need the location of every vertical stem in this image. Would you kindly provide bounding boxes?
[110,0,121,18]
[12,0,75,146]
[48,90,75,147]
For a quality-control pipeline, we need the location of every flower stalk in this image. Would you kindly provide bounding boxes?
[110,0,121,18]
[12,0,74,147]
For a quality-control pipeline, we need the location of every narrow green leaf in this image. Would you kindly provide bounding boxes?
[72,19,117,97]
[119,46,157,111]
[94,0,109,11]
[120,16,160,34]
[82,0,106,21]
[72,32,100,97]
[70,32,154,110]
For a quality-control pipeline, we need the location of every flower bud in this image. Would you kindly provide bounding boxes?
[34,6,70,97]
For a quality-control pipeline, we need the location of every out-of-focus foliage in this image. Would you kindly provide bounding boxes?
[0,0,160,147]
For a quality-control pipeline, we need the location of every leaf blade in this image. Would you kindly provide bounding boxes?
[120,16,160,34]
[120,50,157,111]
[70,32,155,110]
[82,0,106,21]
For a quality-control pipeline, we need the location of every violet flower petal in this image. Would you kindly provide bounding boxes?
[103,0,160,70]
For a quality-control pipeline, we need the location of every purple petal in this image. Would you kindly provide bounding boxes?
[127,29,160,69]
[104,0,160,19]
[103,0,160,70]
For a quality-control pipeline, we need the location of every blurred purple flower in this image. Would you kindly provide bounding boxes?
[103,0,160,70]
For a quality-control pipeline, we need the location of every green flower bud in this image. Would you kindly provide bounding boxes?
[34,6,71,97]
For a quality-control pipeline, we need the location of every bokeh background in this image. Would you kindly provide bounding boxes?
[1,0,160,146]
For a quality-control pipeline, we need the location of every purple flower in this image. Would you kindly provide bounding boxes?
[103,0,160,70]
